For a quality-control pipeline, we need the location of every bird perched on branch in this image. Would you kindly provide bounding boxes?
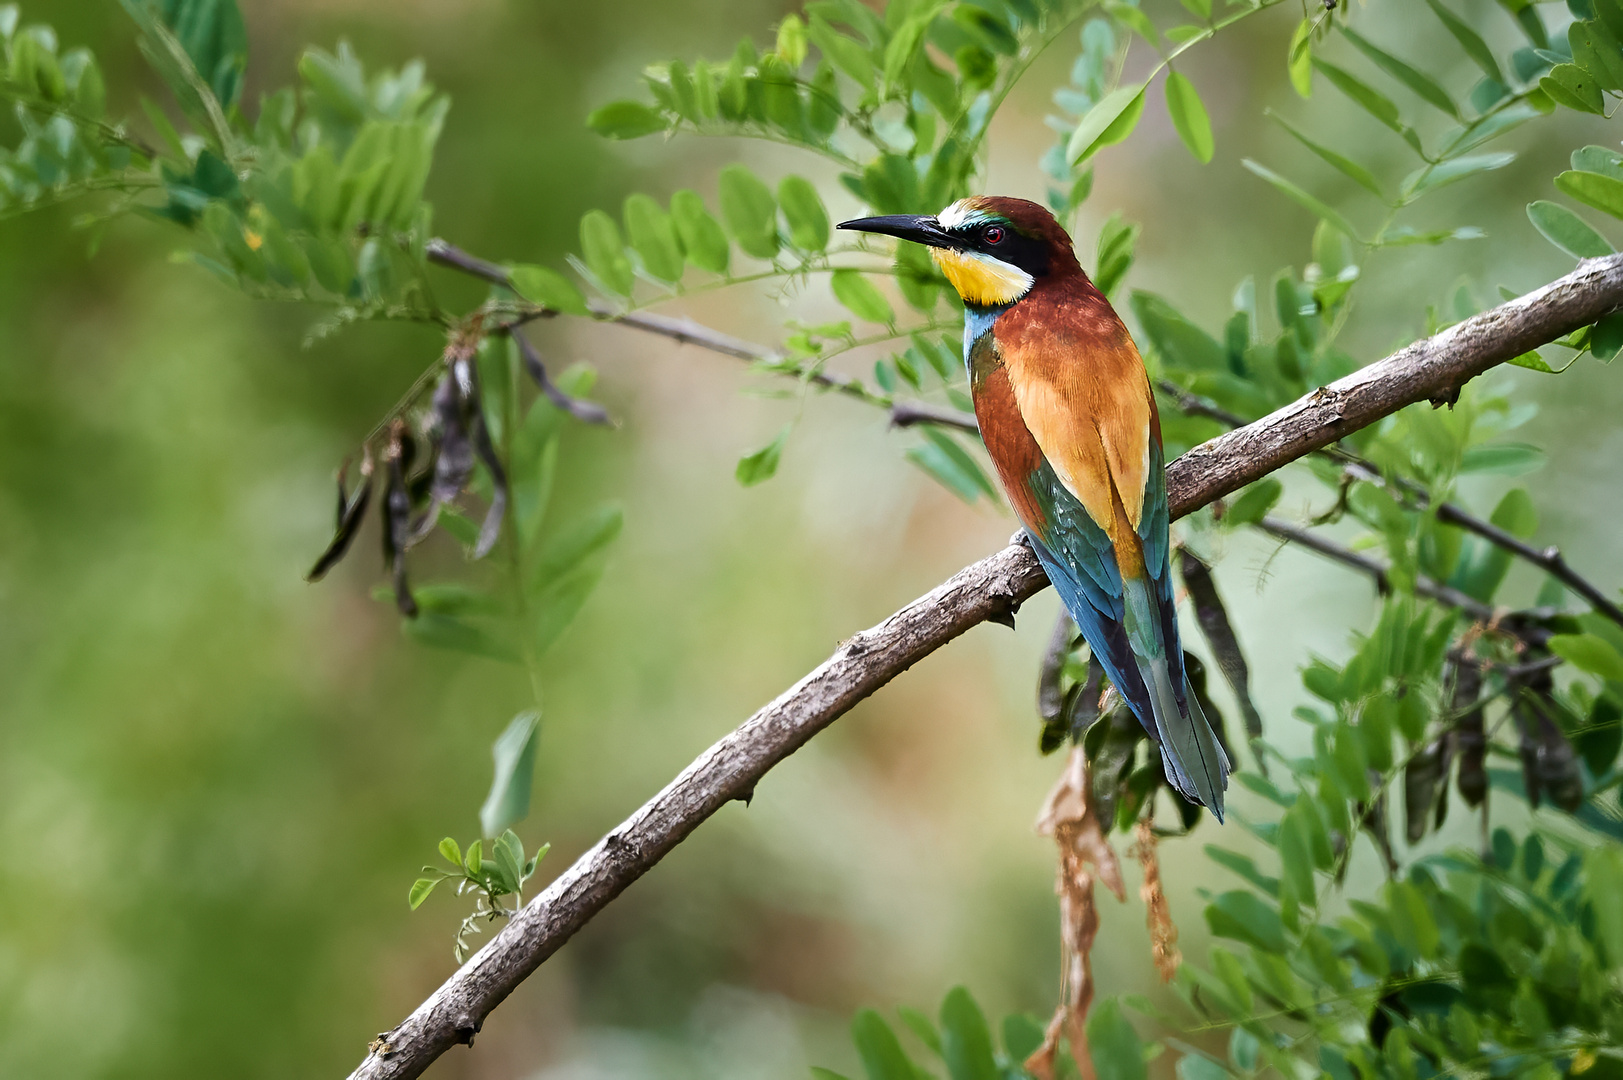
[839,196,1230,819]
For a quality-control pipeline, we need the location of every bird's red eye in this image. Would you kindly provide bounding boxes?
[983,226,1005,245]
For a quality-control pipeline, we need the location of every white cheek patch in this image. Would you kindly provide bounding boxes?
[938,200,987,230]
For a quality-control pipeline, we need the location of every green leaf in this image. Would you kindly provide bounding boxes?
[1592,310,1623,361]
[146,0,248,109]
[509,264,590,315]
[1068,84,1147,164]
[939,987,998,1080]
[1269,112,1385,200]
[1410,152,1515,195]
[1178,1052,1231,1080]
[670,189,730,274]
[532,563,607,655]
[623,193,684,282]
[1588,845,1623,967]
[1002,1014,1045,1064]
[806,16,875,90]
[1377,225,1485,247]
[1288,18,1313,98]
[1556,170,1623,219]
[1572,20,1623,92]
[831,268,895,324]
[480,711,540,839]
[1206,890,1287,952]
[1508,348,1574,374]
[1178,0,1211,18]
[586,99,667,138]
[1131,293,1226,371]
[1573,144,1623,182]
[1527,200,1614,258]
[1242,159,1361,242]
[1550,633,1623,681]
[403,614,520,664]
[408,876,440,909]
[1459,442,1543,475]
[810,1071,855,1080]
[1314,59,1418,150]
[778,175,830,252]
[737,423,792,486]
[1204,844,1282,896]
[1542,63,1606,113]
[1342,27,1459,118]
[534,505,623,584]
[465,839,482,875]
[911,429,997,503]
[579,209,634,296]
[1165,71,1214,164]
[1425,0,1503,81]
[1450,488,1535,603]
[1094,213,1140,298]
[1385,880,1440,959]
[494,829,525,893]
[896,1006,941,1057]
[1105,2,1158,44]
[1087,999,1145,1080]
[438,837,462,867]
[1224,478,1282,526]
[851,1009,916,1080]
[1276,805,1317,903]
[718,164,780,259]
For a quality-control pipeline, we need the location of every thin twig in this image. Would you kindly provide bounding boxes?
[347,253,1623,1080]
[1157,380,1623,632]
[1253,515,1550,647]
[889,400,980,432]
[425,238,899,407]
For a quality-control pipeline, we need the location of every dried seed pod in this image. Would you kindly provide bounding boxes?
[1037,612,1074,734]
[469,378,508,560]
[1085,699,1142,832]
[307,458,374,582]
[1062,654,1107,742]
[1452,655,1487,808]
[1536,710,1584,813]
[408,371,476,546]
[1177,548,1263,747]
[1404,739,1443,844]
[514,331,612,425]
[381,427,418,617]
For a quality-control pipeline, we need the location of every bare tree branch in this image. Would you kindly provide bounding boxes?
[350,254,1623,1080]
[1251,515,1554,645]
[1156,379,1623,633]
[888,399,981,432]
[426,237,885,405]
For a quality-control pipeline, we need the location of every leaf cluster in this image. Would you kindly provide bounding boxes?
[410,829,549,963]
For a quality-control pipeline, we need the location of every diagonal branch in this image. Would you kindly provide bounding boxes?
[348,254,1623,1080]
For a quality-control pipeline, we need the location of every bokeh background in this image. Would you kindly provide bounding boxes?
[4,1,1619,1076]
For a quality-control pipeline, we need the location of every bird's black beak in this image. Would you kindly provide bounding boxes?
[836,214,957,249]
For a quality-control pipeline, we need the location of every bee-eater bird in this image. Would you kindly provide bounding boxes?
[839,196,1231,819]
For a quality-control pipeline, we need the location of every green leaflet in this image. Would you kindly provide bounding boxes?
[1166,71,1214,164]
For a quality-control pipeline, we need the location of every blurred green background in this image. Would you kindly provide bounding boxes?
[3,1,1620,1076]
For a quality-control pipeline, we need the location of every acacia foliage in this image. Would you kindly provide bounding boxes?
[4,1,1623,1076]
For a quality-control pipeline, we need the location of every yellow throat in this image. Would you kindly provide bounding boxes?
[930,246,1034,307]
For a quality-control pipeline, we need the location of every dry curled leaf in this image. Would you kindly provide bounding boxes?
[307,453,374,581]
[1028,746,1124,1080]
[1133,817,1181,982]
